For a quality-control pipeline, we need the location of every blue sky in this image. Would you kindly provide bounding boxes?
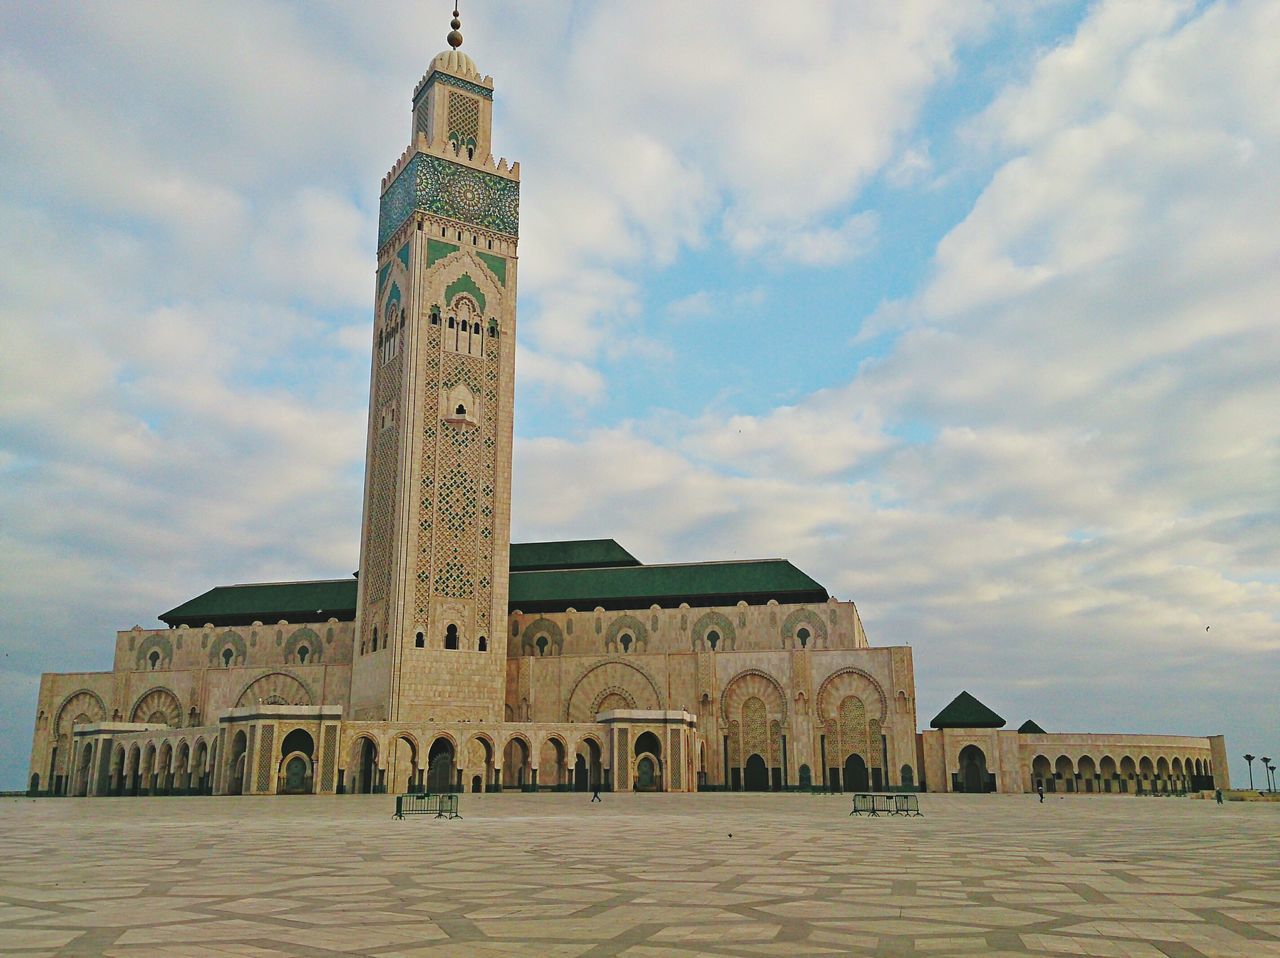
[1,0,1277,791]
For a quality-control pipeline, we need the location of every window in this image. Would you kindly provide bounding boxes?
[445,624,459,650]
[372,627,378,653]
[298,645,309,664]
[222,648,233,668]
[415,631,425,648]
[448,316,455,328]
[707,631,719,651]
[536,636,548,656]
[797,627,810,649]
[148,650,160,670]
[478,635,487,652]
[619,633,632,653]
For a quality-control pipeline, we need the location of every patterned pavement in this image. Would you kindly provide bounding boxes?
[0,792,1276,957]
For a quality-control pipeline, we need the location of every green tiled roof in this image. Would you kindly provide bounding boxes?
[1018,719,1046,734]
[509,539,640,572]
[159,544,829,626]
[508,558,827,613]
[160,579,357,628]
[930,691,1006,729]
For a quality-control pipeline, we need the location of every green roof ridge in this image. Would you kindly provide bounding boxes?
[1017,719,1046,734]
[930,690,1006,729]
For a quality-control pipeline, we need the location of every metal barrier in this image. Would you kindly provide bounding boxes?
[850,792,922,817]
[394,792,461,820]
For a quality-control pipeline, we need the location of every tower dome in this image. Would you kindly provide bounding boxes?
[429,48,479,80]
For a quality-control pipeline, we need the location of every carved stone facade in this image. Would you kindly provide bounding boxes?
[24,33,1227,801]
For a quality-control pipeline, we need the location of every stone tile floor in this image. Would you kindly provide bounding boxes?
[0,792,1276,957]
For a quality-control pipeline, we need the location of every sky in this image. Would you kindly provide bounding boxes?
[0,0,1277,792]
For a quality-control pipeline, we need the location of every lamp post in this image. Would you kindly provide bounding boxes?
[1262,757,1272,793]
[1244,754,1255,789]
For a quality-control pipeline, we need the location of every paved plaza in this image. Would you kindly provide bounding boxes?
[0,793,1276,958]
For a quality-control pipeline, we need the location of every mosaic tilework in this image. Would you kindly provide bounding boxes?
[380,153,519,248]
[2,793,1277,957]
[418,70,495,102]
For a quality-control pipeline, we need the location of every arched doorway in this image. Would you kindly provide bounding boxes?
[76,742,94,797]
[427,738,455,793]
[540,738,567,790]
[798,764,812,789]
[575,738,601,792]
[634,731,662,792]
[1032,754,1052,792]
[635,756,657,790]
[843,753,869,792]
[279,729,315,795]
[228,731,248,795]
[357,737,379,794]
[958,745,989,793]
[503,737,530,790]
[901,764,915,789]
[744,754,769,791]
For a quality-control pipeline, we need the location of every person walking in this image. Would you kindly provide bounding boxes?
[1037,783,1044,803]
[591,783,601,802]
[1215,788,1224,805]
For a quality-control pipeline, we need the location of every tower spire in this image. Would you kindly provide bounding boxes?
[447,6,463,49]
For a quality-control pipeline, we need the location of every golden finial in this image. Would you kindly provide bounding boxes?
[447,6,463,49]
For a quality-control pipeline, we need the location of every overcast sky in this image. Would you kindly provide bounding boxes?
[1,0,1277,791]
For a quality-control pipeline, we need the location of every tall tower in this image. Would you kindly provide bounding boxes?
[351,12,519,722]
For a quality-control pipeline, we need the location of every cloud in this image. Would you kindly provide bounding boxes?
[1,0,1277,794]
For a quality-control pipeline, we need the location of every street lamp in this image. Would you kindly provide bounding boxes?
[1263,757,1272,793]
[1244,754,1256,789]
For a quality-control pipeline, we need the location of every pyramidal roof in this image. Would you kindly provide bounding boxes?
[1018,719,1046,734]
[930,691,1006,729]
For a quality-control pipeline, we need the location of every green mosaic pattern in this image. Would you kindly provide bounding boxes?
[379,153,518,248]
[416,71,494,101]
[397,242,411,270]
[477,251,507,286]
[427,238,460,267]
[445,272,487,313]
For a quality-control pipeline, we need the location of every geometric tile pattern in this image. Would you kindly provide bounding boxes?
[2,793,1276,957]
[379,153,519,248]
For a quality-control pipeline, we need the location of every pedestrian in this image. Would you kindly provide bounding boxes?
[1037,783,1044,803]
[1215,788,1223,805]
[591,783,601,802]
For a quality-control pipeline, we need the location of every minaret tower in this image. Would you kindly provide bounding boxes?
[351,10,519,722]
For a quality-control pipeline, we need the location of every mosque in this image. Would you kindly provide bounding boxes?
[26,16,1227,801]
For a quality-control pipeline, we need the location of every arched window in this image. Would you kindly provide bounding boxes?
[297,645,309,664]
[222,648,233,668]
[415,631,425,648]
[478,636,487,652]
[372,627,379,653]
[619,633,632,653]
[448,317,456,328]
[536,636,548,656]
[445,624,459,651]
[455,403,467,416]
[706,631,719,651]
[148,650,160,670]
[797,627,810,649]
